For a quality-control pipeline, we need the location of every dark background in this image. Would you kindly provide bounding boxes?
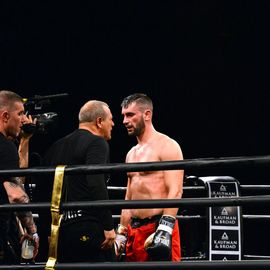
[1,0,270,259]
[1,1,270,183]
[1,1,270,163]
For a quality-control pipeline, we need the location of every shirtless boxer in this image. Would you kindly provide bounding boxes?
[115,93,184,262]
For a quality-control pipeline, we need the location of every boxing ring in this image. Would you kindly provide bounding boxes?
[0,155,270,269]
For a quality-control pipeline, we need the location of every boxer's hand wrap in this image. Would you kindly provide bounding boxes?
[114,224,127,257]
[144,215,176,261]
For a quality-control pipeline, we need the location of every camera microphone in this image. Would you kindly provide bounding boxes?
[23,93,69,105]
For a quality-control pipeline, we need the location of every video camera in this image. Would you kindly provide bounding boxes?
[22,93,68,134]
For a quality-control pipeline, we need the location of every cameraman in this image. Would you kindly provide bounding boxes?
[0,90,39,264]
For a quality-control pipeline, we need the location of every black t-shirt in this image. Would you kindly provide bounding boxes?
[0,132,19,204]
[42,129,114,230]
[0,132,20,238]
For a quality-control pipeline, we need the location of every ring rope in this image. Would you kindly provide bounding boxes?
[0,195,269,212]
[112,214,205,220]
[111,214,270,220]
[0,155,269,177]
[1,260,270,269]
[24,184,270,192]
[108,185,270,191]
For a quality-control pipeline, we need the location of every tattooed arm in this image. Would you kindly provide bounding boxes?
[3,178,37,234]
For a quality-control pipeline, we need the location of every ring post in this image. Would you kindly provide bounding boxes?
[199,176,242,261]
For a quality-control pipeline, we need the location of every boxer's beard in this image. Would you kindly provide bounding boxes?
[129,118,145,137]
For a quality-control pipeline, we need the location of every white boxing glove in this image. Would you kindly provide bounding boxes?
[114,224,127,257]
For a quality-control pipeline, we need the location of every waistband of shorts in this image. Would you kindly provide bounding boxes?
[131,215,162,228]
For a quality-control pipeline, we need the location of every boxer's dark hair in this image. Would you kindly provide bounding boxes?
[121,93,153,112]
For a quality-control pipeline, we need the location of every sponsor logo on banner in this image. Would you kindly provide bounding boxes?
[212,207,238,226]
[210,183,238,197]
[212,230,239,251]
[206,180,242,261]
